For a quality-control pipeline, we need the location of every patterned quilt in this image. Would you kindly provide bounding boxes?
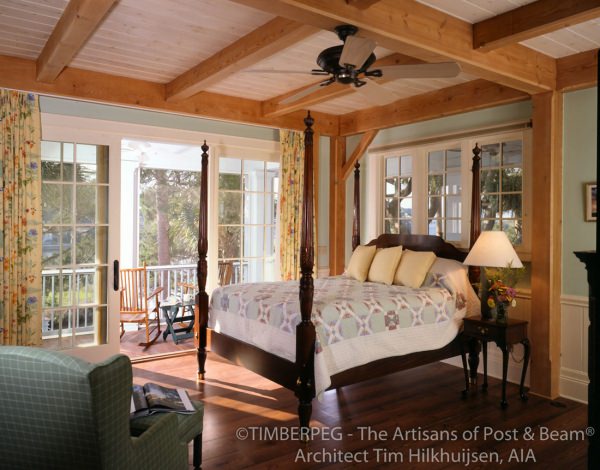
[209,261,475,398]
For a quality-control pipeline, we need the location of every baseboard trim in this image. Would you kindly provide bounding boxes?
[559,368,589,404]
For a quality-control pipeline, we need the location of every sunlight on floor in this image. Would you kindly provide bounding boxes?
[203,395,297,422]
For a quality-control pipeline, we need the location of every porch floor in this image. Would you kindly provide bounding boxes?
[120,326,195,360]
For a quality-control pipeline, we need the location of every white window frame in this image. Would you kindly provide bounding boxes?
[369,129,532,257]
[41,112,279,361]
[213,147,281,284]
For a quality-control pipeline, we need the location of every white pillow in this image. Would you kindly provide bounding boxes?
[346,245,377,282]
[393,250,437,288]
[367,246,403,285]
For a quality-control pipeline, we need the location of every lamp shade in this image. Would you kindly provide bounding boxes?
[464,231,523,268]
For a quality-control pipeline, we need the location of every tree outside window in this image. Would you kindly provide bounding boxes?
[480,140,523,245]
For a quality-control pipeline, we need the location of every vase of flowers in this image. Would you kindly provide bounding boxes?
[485,265,524,323]
[487,279,517,324]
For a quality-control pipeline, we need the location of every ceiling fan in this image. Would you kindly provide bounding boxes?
[250,25,461,106]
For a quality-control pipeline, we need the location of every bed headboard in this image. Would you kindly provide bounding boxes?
[366,234,467,262]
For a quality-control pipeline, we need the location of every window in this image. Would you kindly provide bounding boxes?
[427,148,462,242]
[384,155,413,234]
[376,130,529,250]
[480,140,523,245]
[41,141,109,349]
[218,158,279,283]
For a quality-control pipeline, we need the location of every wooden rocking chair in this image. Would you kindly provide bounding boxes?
[119,264,163,347]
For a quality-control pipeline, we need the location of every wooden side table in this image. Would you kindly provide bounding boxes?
[461,317,530,408]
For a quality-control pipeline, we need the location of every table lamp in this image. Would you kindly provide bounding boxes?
[463,231,523,320]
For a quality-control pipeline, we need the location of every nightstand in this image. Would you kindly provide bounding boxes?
[461,317,530,408]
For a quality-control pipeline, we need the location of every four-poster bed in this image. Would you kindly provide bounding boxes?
[194,112,482,429]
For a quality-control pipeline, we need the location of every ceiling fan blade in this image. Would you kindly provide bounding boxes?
[377,62,461,79]
[279,79,333,105]
[355,79,398,106]
[339,35,376,69]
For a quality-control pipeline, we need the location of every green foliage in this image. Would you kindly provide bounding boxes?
[139,168,201,265]
[485,264,526,289]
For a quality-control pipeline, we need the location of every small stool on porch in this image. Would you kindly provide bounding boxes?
[130,401,204,469]
[160,301,195,344]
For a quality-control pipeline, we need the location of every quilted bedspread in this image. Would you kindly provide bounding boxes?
[209,264,475,399]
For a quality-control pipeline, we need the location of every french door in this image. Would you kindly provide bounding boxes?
[40,136,119,352]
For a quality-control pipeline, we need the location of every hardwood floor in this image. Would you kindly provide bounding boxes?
[132,353,587,469]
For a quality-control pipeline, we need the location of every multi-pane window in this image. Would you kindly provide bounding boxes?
[480,140,523,245]
[218,158,279,283]
[427,148,462,241]
[384,155,413,234]
[41,141,108,349]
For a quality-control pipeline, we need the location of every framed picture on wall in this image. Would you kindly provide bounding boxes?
[585,183,597,221]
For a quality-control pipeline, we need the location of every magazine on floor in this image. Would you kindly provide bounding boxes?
[130,383,195,417]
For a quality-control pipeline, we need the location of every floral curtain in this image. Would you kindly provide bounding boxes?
[279,129,316,281]
[0,90,43,346]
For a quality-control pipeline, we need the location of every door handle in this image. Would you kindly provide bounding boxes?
[113,260,119,291]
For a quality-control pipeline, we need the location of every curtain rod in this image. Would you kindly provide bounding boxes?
[369,120,532,154]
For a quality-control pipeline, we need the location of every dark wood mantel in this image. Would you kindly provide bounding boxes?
[575,250,599,470]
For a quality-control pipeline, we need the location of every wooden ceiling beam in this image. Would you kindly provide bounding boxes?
[557,49,598,91]
[341,129,378,179]
[166,17,318,101]
[474,0,600,51]
[262,52,421,117]
[232,0,556,94]
[345,0,382,9]
[36,0,116,82]
[0,54,339,135]
[338,79,529,135]
[263,82,349,118]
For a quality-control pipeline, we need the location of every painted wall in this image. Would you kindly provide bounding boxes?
[40,96,279,141]
[372,101,532,147]
[562,87,597,297]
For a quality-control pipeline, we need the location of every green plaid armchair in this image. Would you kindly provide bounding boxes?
[0,346,189,470]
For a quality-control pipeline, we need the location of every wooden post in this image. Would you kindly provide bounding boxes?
[295,112,316,431]
[470,143,482,249]
[352,163,361,251]
[468,144,482,381]
[530,91,563,398]
[469,144,483,295]
[329,136,346,274]
[195,140,209,378]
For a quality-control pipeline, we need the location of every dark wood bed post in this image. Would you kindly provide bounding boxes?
[469,143,482,280]
[352,163,360,251]
[195,140,209,378]
[467,143,482,385]
[295,112,316,431]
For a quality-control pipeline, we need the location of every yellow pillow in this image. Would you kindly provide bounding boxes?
[346,245,377,282]
[367,246,403,285]
[393,250,437,288]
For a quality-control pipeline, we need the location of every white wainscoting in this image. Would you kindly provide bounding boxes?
[560,295,589,403]
[446,293,589,403]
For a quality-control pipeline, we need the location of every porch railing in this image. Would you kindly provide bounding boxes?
[146,264,196,298]
[41,264,199,339]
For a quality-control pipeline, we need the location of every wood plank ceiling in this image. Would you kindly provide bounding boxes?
[0,0,598,134]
